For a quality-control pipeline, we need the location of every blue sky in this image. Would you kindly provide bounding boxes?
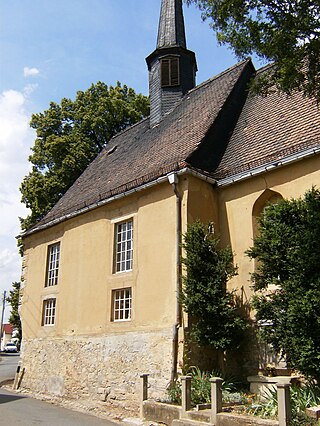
[0,0,261,322]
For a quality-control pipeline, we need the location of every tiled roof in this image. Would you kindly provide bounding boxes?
[24,59,320,236]
[3,324,13,334]
[27,60,253,233]
[214,76,320,180]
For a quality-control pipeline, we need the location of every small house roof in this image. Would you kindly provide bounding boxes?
[3,324,13,334]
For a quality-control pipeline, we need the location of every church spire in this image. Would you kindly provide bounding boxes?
[157,0,186,49]
[146,0,197,127]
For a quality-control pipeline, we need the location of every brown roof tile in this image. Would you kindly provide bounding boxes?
[214,79,320,179]
[24,60,320,235]
[28,60,252,232]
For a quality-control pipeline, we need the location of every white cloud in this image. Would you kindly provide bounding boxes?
[0,87,35,321]
[23,83,39,96]
[0,248,18,270]
[23,67,40,78]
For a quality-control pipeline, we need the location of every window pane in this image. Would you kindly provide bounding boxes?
[43,298,56,326]
[46,243,60,287]
[115,219,133,272]
[112,288,132,321]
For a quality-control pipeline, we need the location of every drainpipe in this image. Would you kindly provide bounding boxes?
[167,172,182,383]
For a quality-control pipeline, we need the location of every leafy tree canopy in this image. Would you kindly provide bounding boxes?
[6,282,22,343]
[181,220,247,350]
[185,0,320,100]
[20,82,149,230]
[247,188,320,381]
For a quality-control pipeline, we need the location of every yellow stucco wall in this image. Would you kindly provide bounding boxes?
[21,156,320,339]
[185,175,219,228]
[218,155,320,299]
[21,181,180,339]
[19,156,320,403]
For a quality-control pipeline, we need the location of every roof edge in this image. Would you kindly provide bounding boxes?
[20,166,216,238]
[188,58,254,95]
[216,144,320,187]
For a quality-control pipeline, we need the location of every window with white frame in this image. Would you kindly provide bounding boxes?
[46,243,60,287]
[115,219,133,273]
[112,288,132,321]
[42,298,56,326]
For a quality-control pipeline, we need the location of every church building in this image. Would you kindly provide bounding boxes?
[19,0,320,412]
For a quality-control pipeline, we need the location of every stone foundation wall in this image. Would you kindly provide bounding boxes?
[21,328,173,411]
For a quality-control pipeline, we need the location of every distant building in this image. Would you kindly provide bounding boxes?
[19,0,320,413]
[1,324,13,349]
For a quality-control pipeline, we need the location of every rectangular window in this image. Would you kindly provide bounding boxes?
[115,219,133,273]
[42,298,56,326]
[112,288,132,322]
[46,243,60,287]
[161,57,180,87]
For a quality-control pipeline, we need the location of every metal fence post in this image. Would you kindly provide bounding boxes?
[210,377,223,425]
[277,383,291,426]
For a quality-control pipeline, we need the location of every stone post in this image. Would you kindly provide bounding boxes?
[210,377,223,425]
[140,374,149,419]
[181,375,192,417]
[13,362,21,390]
[277,383,291,426]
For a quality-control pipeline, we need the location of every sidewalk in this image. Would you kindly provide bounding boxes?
[0,387,122,426]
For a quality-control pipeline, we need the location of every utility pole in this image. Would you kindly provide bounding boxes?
[0,290,7,350]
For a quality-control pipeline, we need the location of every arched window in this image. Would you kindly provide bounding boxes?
[252,189,287,373]
[252,189,283,239]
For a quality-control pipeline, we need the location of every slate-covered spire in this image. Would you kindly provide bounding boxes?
[146,0,197,127]
[157,0,186,49]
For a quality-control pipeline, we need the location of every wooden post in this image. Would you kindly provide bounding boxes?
[140,374,149,419]
[277,383,291,426]
[181,375,192,417]
[210,377,223,425]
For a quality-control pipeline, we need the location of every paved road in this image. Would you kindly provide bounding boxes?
[0,353,19,384]
[0,388,121,425]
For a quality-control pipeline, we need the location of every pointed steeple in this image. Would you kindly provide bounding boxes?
[157,0,186,49]
[146,0,197,127]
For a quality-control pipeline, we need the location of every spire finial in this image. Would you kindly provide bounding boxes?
[157,0,186,49]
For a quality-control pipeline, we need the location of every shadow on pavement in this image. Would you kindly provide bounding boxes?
[0,353,20,357]
[0,390,26,404]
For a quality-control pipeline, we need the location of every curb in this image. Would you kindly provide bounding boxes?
[0,378,14,387]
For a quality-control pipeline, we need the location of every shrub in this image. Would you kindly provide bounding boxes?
[166,366,246,406]
[247,383,320,425]
[247,188,320,382]
[181,221,247,350]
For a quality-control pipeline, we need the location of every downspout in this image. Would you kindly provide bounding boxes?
[167,172,182,383]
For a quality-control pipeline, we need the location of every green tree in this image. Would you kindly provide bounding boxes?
[247,188,320,381]
[6,282,22,345]
[185,0,320,100]
[181,220,246,350]
[20,82,149,230]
